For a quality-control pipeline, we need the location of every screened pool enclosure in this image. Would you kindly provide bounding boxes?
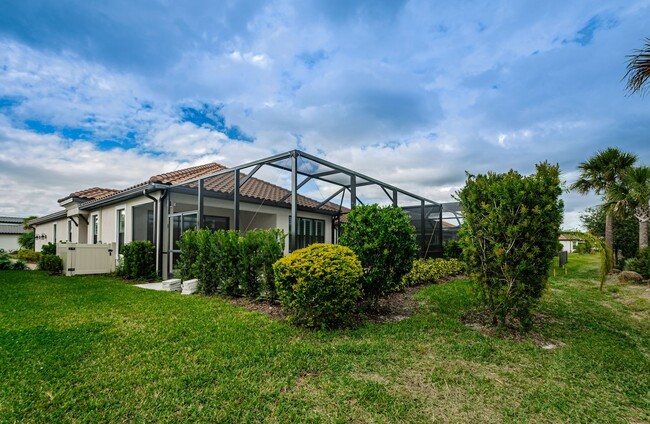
[168,150,444,259]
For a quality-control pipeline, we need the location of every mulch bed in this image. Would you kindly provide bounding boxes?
[227,276,465,325]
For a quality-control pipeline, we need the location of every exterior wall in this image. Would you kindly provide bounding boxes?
[33,217,68,252]
[92,194,160,253]
[0,234,21,252]
[560,240,576,253]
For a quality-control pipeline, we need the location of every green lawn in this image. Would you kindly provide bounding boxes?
[1,255,648,422]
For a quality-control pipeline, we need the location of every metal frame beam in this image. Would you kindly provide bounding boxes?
[290,153,298,252]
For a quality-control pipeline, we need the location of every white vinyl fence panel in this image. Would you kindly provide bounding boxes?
[56,243,116,276]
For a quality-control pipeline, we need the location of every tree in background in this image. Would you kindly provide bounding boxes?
[580,206,638,261]
[625,38,650,94]
[571,148,637,255]
[18,216,37,251]
[605,166,650,249]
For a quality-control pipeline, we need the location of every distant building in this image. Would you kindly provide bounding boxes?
[0,217,28,252]
[559,234,585,253]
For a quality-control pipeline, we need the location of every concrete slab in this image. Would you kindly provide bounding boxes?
[134,282,165,291]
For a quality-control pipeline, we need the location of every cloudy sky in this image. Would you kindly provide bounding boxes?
[0,0,649,228]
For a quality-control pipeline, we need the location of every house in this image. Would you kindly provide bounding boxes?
[29,150,440,278]
[559,234,585,253]
[0,217,28,252]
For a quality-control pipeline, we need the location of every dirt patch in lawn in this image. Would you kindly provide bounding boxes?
[461,309,564,349]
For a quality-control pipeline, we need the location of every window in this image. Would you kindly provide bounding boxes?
[117,209,125,252]
[53,223,57,243]
[289,217,325,249]
[132,203,154,244]
[203,215,229,231]
[67,220,72,242]
[91,215,99,244]
[170,212,197,269]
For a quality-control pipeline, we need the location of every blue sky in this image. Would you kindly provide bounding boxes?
[0,0,649,228]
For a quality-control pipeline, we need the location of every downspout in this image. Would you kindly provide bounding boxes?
[143,188,163,276]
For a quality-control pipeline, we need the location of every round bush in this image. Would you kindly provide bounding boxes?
[273,244,363,328]
[38,254,63,275]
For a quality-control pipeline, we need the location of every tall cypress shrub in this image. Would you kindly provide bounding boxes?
[457,162,563,330]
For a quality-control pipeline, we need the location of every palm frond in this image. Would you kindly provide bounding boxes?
[625,38,650,95]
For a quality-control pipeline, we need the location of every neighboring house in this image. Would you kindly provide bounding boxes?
[0,217,28,252]
[29,162,343,278]
[559,234,585,253]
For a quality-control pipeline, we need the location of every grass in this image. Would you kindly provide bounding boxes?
[1,254,649,422]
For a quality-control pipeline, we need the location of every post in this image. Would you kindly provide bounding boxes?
[350,175,357,208]
[234,170,240,231]
[392,189,398,207]
[420,200,426,258]
[290,153,298,252]
[197,179,204,229]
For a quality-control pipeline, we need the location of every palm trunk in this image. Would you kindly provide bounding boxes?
[605,211,614,256]
[639,220,648,249]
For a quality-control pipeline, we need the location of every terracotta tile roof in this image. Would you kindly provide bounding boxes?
[58,187,120,203]
[192,172,343,213]
[149,163,227,184]
[79,162,343,214]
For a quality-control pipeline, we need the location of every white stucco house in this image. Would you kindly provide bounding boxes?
[29,150,442,278]
[29,160,343,278]
[0,217,28,252]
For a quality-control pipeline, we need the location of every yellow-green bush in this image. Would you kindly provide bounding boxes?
[273,244,363,328]
[16,249,39,263]
[401,258,465,286]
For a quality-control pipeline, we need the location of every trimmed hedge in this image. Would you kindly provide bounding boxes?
[402,258,465,286]
[274,244,363,328]
[178,228,285,298]
[117,241,156,280]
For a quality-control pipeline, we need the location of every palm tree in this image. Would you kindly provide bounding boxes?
[625,38,650,94]
[571,148,637,254]
[606,166,650,249]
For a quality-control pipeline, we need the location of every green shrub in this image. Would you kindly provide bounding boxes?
[178,229,200,280]
[16,249,40,263]
[0,254,12,270]
[402,258,465,286]
[241,229,285,299]
[274,244,363,328]
[626,246,650,278]
[575,243,589,255]
[177,228,285,297]
[339,204,418,307]
[442,240,463,260]
[457,162,563,330]
[117,241,156,280]
[41,242,57,256]
[38,254,63,275]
